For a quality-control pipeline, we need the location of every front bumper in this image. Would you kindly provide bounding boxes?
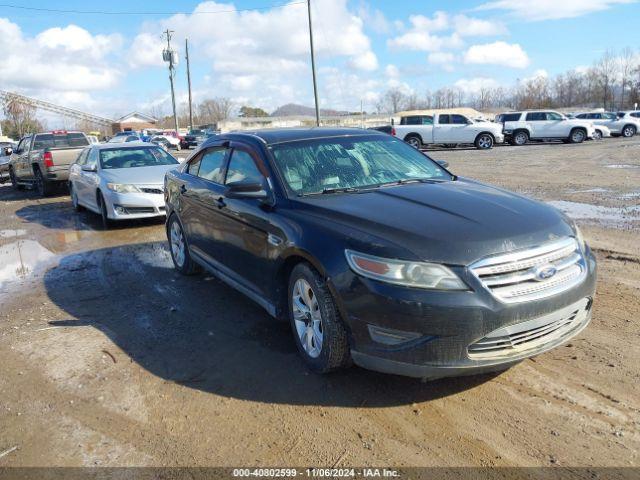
[103,189,167,220]
[494,133,505,144]
[334,247,596,379]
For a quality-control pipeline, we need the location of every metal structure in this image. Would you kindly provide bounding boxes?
[162,29,179,133]
[0,89,114,126]
[306,0,320,127]
[185,38,194,130]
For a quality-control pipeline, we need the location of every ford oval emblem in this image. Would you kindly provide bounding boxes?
[534,264,557,281]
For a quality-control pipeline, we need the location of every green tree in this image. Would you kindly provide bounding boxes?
[239,106,269,117]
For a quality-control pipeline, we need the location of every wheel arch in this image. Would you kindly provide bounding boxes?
[403,132,423,143]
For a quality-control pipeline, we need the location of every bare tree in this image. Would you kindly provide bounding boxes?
[619,47,635,110]
[198,97,234,124]
[595,50,617,110]
[2,94,39,137]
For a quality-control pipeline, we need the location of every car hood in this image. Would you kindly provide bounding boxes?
[293,179,574,265]
[99,165,178,185]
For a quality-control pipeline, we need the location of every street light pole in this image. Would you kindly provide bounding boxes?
[307,0,320,127]
[163,29,179,133]
[185,38,194,130]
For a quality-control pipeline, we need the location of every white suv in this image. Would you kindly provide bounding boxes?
[575,112,640,138]
[497,110,596,146]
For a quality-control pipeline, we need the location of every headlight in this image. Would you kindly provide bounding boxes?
[107,183,141,193]
[345,250,467,290]
[574,224,586,251]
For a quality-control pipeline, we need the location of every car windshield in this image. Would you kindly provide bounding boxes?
[189,130,205,135]
[270,135,452,195]
[99,147,179,169]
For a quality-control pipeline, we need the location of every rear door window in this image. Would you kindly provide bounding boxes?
[197,148,227,184]
[438,115,450,124]
[450,115,468,124]
[502,113,521,122]
[525,112,546,121]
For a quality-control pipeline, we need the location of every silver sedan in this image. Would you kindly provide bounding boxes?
[68,142,179,228]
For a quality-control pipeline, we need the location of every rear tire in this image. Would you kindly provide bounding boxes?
[404,135,422,149]
[167,214,201,275]
[622,124,637,138]
[474,133,494,150]
[34,167,53,197]
[288,263,351,374]
[511,130,529,146]
[569,128,586,144]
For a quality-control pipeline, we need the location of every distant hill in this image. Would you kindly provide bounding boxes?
[270,103,348,117]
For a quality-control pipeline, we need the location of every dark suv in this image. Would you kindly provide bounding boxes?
[164,128,596,379]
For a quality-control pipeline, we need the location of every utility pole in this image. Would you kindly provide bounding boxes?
[162,29,179,133]
[306,0,320,127]
[185,38,193,131]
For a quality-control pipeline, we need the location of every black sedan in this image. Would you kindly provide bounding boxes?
[164,128,596,379]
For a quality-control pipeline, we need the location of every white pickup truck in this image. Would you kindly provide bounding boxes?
[496,110,596,145]
[392,113,504,150]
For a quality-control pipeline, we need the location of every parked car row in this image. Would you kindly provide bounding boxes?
[381,109,639,150]
[5,127,598,381]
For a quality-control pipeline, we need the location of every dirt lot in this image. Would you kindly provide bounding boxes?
[0,138,638,470]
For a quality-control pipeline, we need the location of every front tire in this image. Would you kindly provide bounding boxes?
[70,183,84,212]
[167,214,201,275]
[622,124,637,138]
[404,135,422,149]
[288,263,350,374]
[475,133,494,150]
[569,128,586,144]
[98,192,112,230]
[9,167,24,191]
[593,130,603,141]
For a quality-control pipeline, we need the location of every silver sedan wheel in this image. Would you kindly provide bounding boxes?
[292,278,323,358]
[623,126,636,137]
[170,221,186,268]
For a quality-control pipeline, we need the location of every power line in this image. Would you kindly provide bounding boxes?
[0,1,306,16]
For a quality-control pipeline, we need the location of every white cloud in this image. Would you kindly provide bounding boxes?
[463,41,530,68]
[427,52,456,72]
[357,2,391,34]
[0,18,122,93]
[475,0,634,21]
[452,15,507,37]
[454,77,500,94]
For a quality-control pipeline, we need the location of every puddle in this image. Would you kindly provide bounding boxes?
[605,164,640,169]
[133,243,172,269]
[547,200,640,227]
[0,229,27,238]
[0,240,56,289]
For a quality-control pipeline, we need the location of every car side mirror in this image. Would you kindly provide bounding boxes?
[436,160,449,169]
[81,164,97,172]
[4,147,12,155]
[225,178,270,200]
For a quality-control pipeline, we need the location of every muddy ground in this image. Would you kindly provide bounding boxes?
[0,138,638,470]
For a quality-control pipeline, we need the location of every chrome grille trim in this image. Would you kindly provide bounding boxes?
[470,237,586,303]
[468,298,590,359]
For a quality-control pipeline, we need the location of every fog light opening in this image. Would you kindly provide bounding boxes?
[114,205,128,215]
[367,324,423,346]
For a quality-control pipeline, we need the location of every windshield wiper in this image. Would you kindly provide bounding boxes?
[321,186,362,194]
[376,178,439,188]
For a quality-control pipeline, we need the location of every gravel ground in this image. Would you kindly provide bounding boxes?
[0,137,638,471]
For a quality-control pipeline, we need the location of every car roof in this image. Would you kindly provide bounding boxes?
[210,127,385,146]
[91,141,154,150]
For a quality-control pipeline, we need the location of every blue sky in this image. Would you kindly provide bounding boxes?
[0,0,638,119]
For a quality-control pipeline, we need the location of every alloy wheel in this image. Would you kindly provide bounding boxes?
[572,130,585,143]
[407,137,420,149]
[623,126,635,137]
[514,132,527,145]
[477,135,493,149]
[593,130,602,140]
[292,278,323,358]
[170,220,186,268]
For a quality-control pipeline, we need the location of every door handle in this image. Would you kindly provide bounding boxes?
[216,197,226,209]
[180,184,187,194]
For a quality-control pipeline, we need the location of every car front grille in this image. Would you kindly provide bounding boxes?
[468,298,591,359]
[469,237,585,303]
[140,187,163,195]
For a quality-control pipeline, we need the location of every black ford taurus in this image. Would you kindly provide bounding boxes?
[164,128,596,379]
